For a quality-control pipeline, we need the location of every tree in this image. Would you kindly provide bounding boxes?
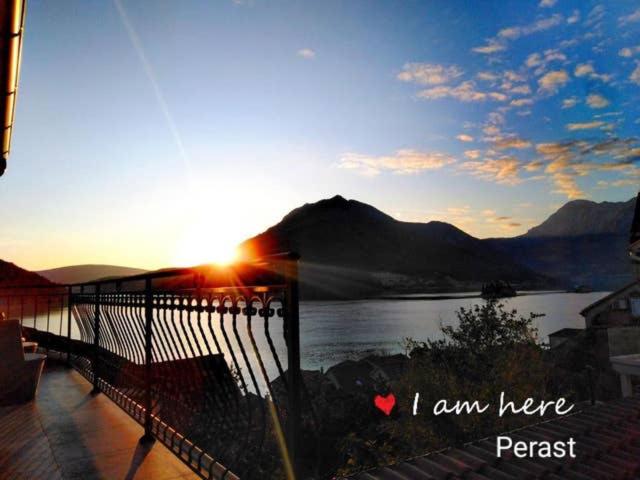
[336,301,552,476]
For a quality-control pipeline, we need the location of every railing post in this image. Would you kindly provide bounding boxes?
[140,277,155,444]
[284,253,301,477]
[91,284,101,394]
[66,286,73,366]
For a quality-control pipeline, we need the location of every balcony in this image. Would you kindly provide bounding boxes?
[0,357,198,479]
[0,254,309,479]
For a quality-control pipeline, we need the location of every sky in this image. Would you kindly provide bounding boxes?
[2,0,640,270]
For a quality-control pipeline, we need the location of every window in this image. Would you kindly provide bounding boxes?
[631,297,640,319]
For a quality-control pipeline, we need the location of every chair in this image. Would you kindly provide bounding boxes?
[0,319,46,405]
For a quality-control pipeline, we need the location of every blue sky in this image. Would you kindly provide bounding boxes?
[3,0,640,269]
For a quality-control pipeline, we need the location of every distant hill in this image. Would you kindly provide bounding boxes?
[0,260,55,287]
[37,264,148,285]
[488,196,637,290]
[524,198,636,238]
[240,195,547,298]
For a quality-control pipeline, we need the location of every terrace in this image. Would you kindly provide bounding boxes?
[0,254,309,480]
[0,358,198,479]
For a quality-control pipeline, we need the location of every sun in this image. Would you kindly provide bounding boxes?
[172,225,241,267]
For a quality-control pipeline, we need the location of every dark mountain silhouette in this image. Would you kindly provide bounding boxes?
[488,196,637,290]
[37,264,148,285]
[524,198,636,237]
[0,260,55,287]
[240,195,548,298]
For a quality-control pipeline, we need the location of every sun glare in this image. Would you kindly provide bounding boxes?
[173,226,241,267]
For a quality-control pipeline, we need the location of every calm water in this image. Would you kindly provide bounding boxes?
[298,291,609,371]
[24,291,608,386]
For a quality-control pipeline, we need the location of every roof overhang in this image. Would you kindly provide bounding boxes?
[0,0,27,177]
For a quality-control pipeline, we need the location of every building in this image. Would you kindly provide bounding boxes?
[347,396,640,479]
[577,193,640,353]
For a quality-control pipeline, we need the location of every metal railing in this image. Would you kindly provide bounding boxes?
[0,253,310,479]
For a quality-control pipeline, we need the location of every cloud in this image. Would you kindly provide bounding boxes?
[472,41,507,55]
[539,0,557,7]
[552,173,585,199]
[538,70,569,93]
[338,149,455,176]
[460,156,522,185]
[510,84,532,95]
[562,97,579,109]
[477,71,500,81]
[417,81,505,102]
[534,139,640,198]
[567,10,580,24]
[619,8,640,26]
[297,48,316,59]
[631,62,640,85]
[574,62,612,82]
[585,5,605,28]
[526,49,567,74]
[574,63,594,77]
[464,150,481,159]
[566,121,606,130]
[586,93,610,109]
[493,137,532,150]
[397,63,463,85]
[497,14,563,40]
[619,46,640,57]
[510,98,534,107]
[457,134,474,142]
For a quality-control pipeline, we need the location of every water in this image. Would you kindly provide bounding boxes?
[21,291,609,387]
[298,291,610,371]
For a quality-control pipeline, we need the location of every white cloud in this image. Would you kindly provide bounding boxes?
[457,134,474,142]
[562,97,579,109]
[539,0,557,8]
[472,41,506,55]
[586,93,610,109]
[567,10,580,24]
[619,8,640,26]
[538,70,569,93]
[297,48,316,59]
[338,149,455,176]
[493,137,532,150]
[397,63,463,85]
[618,46,640,57]
[464,150,481,159]
[631,62,640,85]
[460,156,522,185]
[552,173,585,199]
[510,84,531,95]
[497,14,563,40]
[566,121,606,130]
[477,71,499,82]
[417,81,506,102]
[574,63,594,77]
[510,98,534,107]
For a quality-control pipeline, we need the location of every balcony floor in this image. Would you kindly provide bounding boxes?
[0,360,200,480]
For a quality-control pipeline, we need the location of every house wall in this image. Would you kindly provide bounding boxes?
[585,286,640,328]
[608,326,640,356]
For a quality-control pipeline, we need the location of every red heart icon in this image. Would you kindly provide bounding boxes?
[374,393,396,416]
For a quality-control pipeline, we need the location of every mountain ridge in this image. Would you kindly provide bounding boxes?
[36,264,148,285]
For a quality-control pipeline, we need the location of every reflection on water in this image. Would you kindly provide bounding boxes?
[28,291,609,379]
[298,291,610,371]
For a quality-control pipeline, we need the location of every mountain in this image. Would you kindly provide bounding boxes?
[37,264,148,285]
[240,195,548,298]
[524,198,636,238]
[488,197,637,290]
[0,260,55,287]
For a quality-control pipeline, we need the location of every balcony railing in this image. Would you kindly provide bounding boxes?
[0,253,313,479]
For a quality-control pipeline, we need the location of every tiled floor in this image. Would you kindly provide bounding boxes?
[0,361,200,480]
